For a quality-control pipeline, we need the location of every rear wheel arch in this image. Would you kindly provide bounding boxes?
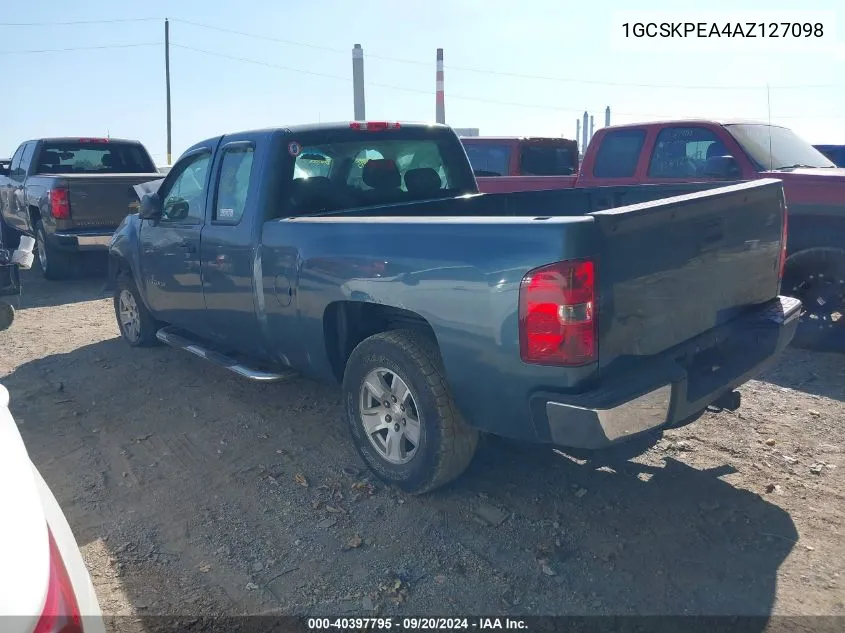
[786,213,845,255]
[323,301,441,383]
[28,205,40,231]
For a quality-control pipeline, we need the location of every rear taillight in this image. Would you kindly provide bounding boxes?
[778,203,788,282]
[49,188,70,220]
[518,258,597,366]
[33,528,83,633]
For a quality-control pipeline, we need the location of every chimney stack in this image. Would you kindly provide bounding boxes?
[605,106,611,127]
[582,112,589,153]
[576,119,581,145]
[590,115,594,141]
[352,44,365,121]
[435,48,445,124]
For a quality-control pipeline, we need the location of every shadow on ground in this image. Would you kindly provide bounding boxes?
[2,335,800,625]
[15,255,108,309]
[758,347,845,402]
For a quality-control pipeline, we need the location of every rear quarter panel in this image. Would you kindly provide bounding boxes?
[259,215,599,441]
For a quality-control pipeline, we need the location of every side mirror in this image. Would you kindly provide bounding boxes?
[138,193,162,220]
[702,155,741,180]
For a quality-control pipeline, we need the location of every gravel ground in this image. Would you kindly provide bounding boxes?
[1,264,843,630]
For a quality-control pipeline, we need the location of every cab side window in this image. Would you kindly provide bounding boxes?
[160,152,211,224]
[213,146,255,224]
[9,144,26,181]
[648,127,736,178]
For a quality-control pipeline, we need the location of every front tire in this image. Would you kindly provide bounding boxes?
[782,247,845,350]
[343,329,479,495]
[0,301,14,332]
[0,215,20,250]
[113,274,161,347]
[35,221,72,280]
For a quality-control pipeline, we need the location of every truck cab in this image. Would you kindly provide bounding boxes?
[461,136,579,193]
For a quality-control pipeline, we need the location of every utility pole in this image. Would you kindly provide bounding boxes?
[165,18,172,166]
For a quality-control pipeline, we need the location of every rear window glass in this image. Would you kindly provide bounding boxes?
[593,129,646,178]
[463,143,511,177]
[289,136,472,214]
[519,145,577,175]
[35,141,156,174]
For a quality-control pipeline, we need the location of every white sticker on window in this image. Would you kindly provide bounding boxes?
[219,208,235,218]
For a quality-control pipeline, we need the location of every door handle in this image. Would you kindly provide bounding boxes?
[178,242,196,253]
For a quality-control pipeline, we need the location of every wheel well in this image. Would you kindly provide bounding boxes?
[107,253,133,288]
[788,214,845,255]
[28,206,40,230]
[323,301,438,382]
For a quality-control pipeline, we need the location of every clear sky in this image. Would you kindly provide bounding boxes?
[1,0,842,167]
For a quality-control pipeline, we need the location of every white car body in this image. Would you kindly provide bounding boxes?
[0,384,105,633]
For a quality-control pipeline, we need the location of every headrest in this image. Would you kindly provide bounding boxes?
[101,153,114,167]
[362,159,400,189]
[706,141,729,160]
[404,167,442,194]
[40,151,61,166]
[664,142,686,158]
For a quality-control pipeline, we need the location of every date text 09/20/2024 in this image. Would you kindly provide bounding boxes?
[306,618,527,630]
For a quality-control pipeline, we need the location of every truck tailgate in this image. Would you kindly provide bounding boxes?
[591,179,786,368]
[64,173,160,229]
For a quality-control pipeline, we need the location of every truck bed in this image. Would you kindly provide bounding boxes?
[275,179,785,383]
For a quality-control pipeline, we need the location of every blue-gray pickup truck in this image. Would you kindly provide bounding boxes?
[107,121,800,494]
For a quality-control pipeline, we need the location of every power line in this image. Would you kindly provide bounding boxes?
[0,42,160,55]
[173,44,842,121]
[0,17,160,26]
[171,18,841,91]
[1,15,837,90]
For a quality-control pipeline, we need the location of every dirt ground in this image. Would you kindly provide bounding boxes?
[1,262,843,629]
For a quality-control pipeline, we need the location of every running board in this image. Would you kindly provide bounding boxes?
[155,327,298,383]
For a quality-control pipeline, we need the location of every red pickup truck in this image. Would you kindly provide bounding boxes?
[461,136,579,193]
[475,119,845,350]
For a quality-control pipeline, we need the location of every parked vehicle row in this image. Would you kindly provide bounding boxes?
[105,120,799,494]
[0,137,159,278]
[466,120,845,350]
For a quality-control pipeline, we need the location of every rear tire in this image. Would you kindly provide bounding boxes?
[343,329,479,495]
[113,273,162,347]
[782,247,845,351]
[35,221,72,280]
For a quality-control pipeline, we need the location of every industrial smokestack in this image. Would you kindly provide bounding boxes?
[435,48,445,124]
[352,44,365,121]
[605,106,610,127]
[590,116,594,142]
[576,119,581,145]
[582,112,589,153]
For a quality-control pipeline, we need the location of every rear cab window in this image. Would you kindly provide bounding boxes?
[519,143,577,176]
[284,125,476,215]
[592,129,647,178]
[34,139,156,175]
[463,143,512,177]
